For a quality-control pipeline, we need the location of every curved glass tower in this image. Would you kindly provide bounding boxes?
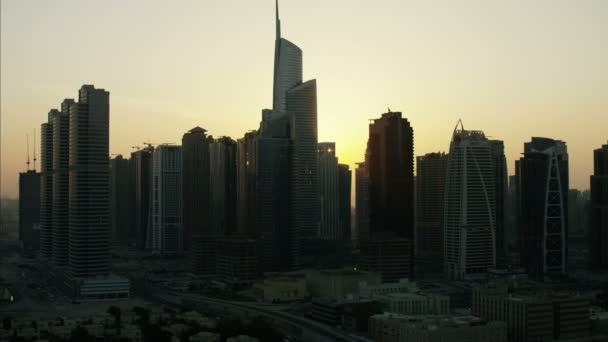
[272,0,302,112]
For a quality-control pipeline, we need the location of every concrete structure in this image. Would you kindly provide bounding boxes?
[415,152,448,278]
[182,127,212,272]
[307,268,381,299]
[210,136,237,236]
[338,164,352,243]
[355,162,370,246]
[375,292,450,315]
[110,154,133,246]
[236,130,257,235]
[40,114,56,259]
[216,237,258,287]
[444,122,503,280]
[131,146,153,250]
[517,137,568,279]
[361,237,413,283]
[148,144,183,255]
[19,170,40,252]
[251,275,308,302]
[358,278,418,299]
[369,313,507,342]
[472,284,591,342]
[591,142,608,269]
[318,142,340,240]
[52,102,71,267]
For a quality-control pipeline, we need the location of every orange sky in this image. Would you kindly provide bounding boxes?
[1,0,607,198]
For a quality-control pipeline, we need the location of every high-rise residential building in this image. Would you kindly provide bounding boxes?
[338,164,352,243]
[255,110,291,272]
[236,130,257,235]
[110,155,133,246]
[568,189,590,270]
[444,123,503,280]
[590,142,608,269]
[19,170,41,253]
[52,101,71,267]
[318,142,339,240]
[517,137,568,279]
[210,136,238,236]
[40,112,57,260]
[68,86,110,278]
[148,145,183,255]
[355,162,370,247]
[415,152,448,278]
[130,146,153,250]
[360,111,414,282]
[491,141,508,267]
[182,127,212,273]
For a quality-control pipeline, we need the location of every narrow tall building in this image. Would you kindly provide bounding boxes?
[491,140,508,267]
[40,111,57,260]
[19,170,41,253]
[361,111,415,282]
[318,142,339,240]
[131,147,153,250]
[148,145,183,255]
[338,164,352,243]
[415,152,448,279]
[52,101,71,267]
[68,86,110,278]
[210,137,238,236]
[182,127,212,273]
[236,131,257,235]
[110,155,133,246]
[590,143,608,269]
[444,123,502,280]
[355,162,370,248]
[518,137,568,279]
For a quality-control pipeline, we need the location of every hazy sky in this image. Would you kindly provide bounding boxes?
[1,0,607,198]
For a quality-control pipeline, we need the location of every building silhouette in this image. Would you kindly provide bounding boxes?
[148,144,183,255]
[318,142,339,240]
[236,131,257,236]
[110,155,133,246]
[517,137,568,280]
[415,152,448,279]
[130,146,153,250]
[590,142,608,269]
[490,140,508,267]
[338,163,352,244]
[182,127,213,274]
[444,122,503,280]
[210,137,238,236]
[52,102,71,267]
[40,113,56,260]
[355,162,370,248]
[360,111,414,282]
[19,170,41,253]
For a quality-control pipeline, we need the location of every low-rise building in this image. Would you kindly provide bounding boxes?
[375,292,450,315]
[307,268,381,299]
[251,275,308,302]
[227,335,259,342]
[189,332,220,342]
[359,278,418,299]
[369,313,507,342]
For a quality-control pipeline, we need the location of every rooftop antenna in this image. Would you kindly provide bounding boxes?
[33,129,37,171]
[26,133,30,171]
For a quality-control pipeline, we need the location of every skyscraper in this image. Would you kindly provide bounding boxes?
[148,145,183,255]
[338,164,352,243]
[110,155,133,246]
[318,142,339,240]
[210,136,238,236]
[490,140,508,267]
[415,152,448,279]
[19,170,41,253]
[52,101,71,267]
[361,111,415,282]
[131,146,153,250]
[444,122,502,280]
[591,143,608,269]
[182,127,212,273]
[355,162,370,247]
[68,86,110,278]
[40,111,57,260]
[517,137,568,279]
[236,131,257,235]
[272,0,302,113]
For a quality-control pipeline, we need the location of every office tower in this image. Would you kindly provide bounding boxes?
[182,127,212,273]
[216,237,258,288]
[444,123,503,280]
[255,110,290,272]
[355,162,370,247]
[148,145,183,255]
[272,0,302,112]
[590,143,608,269]
[517,137,568,280]
[338,164,352,243]
[110,155,132,246]
[40,111,57,260]
[318,142,339,240]
[68,86,110,278]
[52,100,71,267]
[236,131,257,235]
[131,146,153,250]
[415,152,448,279]
[210,137,238,236]
[360,111,414,282]
[505,174,521,266]
[19,170,41,253]
[490,140,508,267]
[567,189,590,270]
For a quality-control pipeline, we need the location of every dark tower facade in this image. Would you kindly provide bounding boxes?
[338,163,352,243]
[110,155,133,246]
[518,137,568,280]
[52,101,72,267]
[19,170,41,253]
[131,147,152,250]
[591,143,608,269]
[415,152,448,279]
[40,112,57,260]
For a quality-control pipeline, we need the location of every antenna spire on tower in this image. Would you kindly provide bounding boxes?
[33,129,37,171]
[275,0,281,39]
[26,133,31,171]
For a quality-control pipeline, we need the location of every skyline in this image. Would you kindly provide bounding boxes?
[2,0,608,198]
